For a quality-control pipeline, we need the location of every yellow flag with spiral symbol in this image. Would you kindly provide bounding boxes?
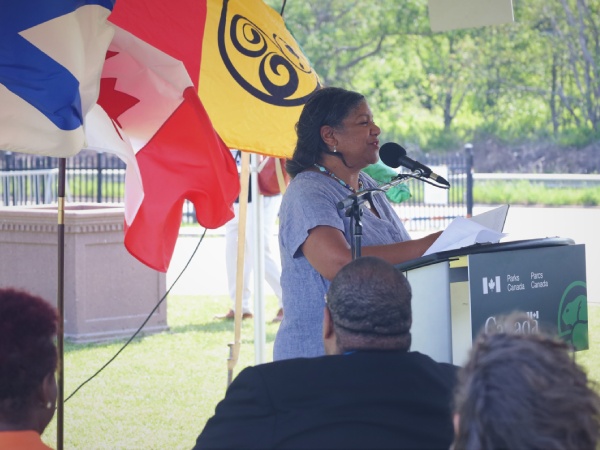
[199,0,321,158]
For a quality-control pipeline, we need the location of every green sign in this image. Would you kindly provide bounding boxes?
[468,244,588,351]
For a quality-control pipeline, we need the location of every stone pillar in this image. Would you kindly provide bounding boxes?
[0,204,167,343]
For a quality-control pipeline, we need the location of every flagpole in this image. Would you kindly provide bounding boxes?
[56,157,66,450]
[251,153,267,364]
[227,151,250,386]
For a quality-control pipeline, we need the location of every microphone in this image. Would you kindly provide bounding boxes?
[379,142,450,187]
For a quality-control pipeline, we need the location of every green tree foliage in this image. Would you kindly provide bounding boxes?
[543,0,600,132]
[265,0,600,151]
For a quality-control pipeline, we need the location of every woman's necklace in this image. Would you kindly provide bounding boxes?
[314,163,363,193]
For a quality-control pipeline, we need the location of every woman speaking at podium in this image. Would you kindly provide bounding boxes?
[274,87,441,361]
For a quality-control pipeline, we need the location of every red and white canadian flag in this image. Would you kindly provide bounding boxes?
[86,3,239,273]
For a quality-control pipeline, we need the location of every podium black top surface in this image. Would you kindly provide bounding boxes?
[395,237,575,272]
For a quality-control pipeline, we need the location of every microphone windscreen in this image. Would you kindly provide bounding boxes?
[379,142,407,168]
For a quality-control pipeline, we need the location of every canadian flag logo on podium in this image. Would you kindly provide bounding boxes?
[483,276,501,294]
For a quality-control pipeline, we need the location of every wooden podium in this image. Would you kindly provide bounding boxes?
[396,238,588,365]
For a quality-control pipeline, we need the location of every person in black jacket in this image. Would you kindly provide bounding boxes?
[194,256,457,449]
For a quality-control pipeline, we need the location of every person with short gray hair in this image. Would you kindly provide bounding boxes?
[452,313,600,450]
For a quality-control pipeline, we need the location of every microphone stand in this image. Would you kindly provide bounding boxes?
[337,174,412,260]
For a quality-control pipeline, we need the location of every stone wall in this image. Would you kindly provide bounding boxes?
[0,204,167,343]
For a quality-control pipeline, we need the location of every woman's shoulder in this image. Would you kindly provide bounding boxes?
[290,170,320,184]
[281,171,344,212]
[287,171,335,196]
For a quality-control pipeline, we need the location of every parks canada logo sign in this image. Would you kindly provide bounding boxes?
[479,276,588,351]
[558,281,588,351]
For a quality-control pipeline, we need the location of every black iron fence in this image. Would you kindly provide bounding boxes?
[0,151,126,206]
[396,145,473,231]
[1,147,474,230]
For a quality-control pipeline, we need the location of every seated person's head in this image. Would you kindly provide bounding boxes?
[323,256,412,354]
[452,313,600,450]
[0,288,58,434]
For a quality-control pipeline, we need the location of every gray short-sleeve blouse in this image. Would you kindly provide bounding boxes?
[274,170,411,361]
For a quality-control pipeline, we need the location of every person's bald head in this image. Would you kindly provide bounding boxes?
[323,257,412,354]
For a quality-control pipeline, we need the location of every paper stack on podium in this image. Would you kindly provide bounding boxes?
[423,205,509,256]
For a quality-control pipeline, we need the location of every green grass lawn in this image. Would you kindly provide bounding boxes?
[42,296,600,449]
[43,294,281,450]
[473,180,600,206]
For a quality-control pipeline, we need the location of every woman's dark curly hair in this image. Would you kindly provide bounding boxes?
[286,87,365,177]
[0,288,58,423]
[453,313,600,450]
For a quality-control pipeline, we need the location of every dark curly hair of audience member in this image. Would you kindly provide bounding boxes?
[452,313,600,450]
[0,288,58,429]
[325,256,412,352]
[286,86,365,177]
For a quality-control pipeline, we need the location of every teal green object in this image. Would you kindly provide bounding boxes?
[362,159,411,204]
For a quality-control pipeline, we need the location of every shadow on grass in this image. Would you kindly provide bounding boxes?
[64,319,280,353]
[240,330,279,344]
[168,321,280,344]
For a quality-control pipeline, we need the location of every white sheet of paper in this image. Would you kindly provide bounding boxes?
[469,204,510,232]
[423,217,506,256]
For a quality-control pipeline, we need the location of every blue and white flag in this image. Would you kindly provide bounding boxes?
[0,0,115,156]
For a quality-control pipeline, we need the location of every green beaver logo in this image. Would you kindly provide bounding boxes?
[558,281,588,351]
